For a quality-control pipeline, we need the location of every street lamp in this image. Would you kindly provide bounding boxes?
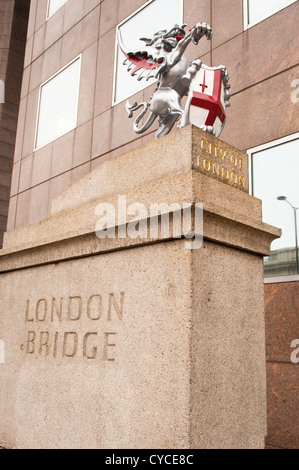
[277,196,299,274]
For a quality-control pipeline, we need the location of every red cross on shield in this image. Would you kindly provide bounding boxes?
[183,65,227,138]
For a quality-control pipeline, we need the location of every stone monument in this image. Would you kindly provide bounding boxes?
[0,126,280,449]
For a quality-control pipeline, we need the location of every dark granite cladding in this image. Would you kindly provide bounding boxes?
[0,0,30,246]
[265,281,299,449]
[265,282,299,363]
[266,362,299,449]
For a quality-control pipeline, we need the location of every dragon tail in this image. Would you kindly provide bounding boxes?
[126,100,157,134]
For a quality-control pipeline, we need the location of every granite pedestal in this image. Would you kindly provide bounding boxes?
[0,126,280,449]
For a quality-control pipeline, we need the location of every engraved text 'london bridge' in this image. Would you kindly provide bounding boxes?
[22,292,125,361]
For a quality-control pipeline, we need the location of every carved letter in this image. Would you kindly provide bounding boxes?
[201,139,209,153]
[53,332,59,358]
[39,331,50,356]
[203,158,211,171]
[108,292,125,322]
[36,299,47,322]
[87,295,103,321]
[104,332,116,361]
[26,331,36,354]
[221,167,229,180]
[25,300,34,322]
[212,163,220,176]
[51,298,63,322]
[230,154,238,167]
[63,332,78,358]
[220,149,227,160]
[239,176,246,188]
[212,145,219,157]
[83,332,98,359]
[231,172,238,184]
[68,297,82,321]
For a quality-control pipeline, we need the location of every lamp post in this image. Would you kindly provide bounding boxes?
[277,196,299,274]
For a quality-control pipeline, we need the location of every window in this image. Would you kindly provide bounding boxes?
[47,0,68,19]
[243,0,297,29]
[35,57,81,150]
[249,134,299,279]
[113,0,183,105]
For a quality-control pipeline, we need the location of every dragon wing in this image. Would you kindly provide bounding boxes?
[117,30,165,82]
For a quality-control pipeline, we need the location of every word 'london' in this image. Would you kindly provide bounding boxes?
[195,138,246,189]
[22,292,125,361]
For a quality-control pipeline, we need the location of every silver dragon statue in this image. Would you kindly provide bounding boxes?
[118,22,231,139]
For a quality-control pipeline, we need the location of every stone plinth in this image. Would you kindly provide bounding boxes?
[0,126,280,449]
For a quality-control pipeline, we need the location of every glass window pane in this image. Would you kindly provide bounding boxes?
[36,58,81,149]
[48,0,68,18]
[248,0,296,25]
[252,138,299,277]
[115,0,182,104]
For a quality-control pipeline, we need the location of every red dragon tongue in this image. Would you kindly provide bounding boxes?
[128,54,161,76]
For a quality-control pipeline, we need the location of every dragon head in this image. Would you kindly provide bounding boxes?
[117,24,188,81]
[140,24,187,53]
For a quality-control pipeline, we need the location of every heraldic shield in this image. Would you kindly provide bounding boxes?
[181,64,231,138]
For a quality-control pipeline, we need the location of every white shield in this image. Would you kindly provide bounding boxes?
[182,65,229,138]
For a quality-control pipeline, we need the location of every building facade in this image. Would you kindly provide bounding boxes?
[0,0,298,448]
[0,0,29,247]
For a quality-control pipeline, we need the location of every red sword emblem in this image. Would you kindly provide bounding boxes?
[200,70,208,92]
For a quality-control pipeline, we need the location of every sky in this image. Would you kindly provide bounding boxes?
[248,0,297,24]
[252,138,299,251]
